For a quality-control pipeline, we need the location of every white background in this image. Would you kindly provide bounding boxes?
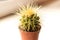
[0,0,60,40]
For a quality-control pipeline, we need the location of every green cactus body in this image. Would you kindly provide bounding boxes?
[20,13,41,32]
[18,5,41,32]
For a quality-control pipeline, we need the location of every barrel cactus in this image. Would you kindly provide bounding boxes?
[18,5,41,32]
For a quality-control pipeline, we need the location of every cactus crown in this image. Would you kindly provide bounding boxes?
[18,5,41,32]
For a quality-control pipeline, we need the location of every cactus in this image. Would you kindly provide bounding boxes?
[18,5,41,32]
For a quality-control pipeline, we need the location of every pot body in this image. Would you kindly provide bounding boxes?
[20,30,40,40]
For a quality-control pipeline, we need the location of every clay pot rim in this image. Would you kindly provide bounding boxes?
[19,26,41,33]
[19,27,41,33]
[20,29,41,33]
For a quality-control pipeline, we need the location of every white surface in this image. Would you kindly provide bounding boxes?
[0,0,60,40]
[0,14,21,40]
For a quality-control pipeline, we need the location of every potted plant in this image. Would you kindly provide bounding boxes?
[17,5,41,40]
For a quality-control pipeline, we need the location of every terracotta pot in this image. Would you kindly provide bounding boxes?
[20,30,40,40]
